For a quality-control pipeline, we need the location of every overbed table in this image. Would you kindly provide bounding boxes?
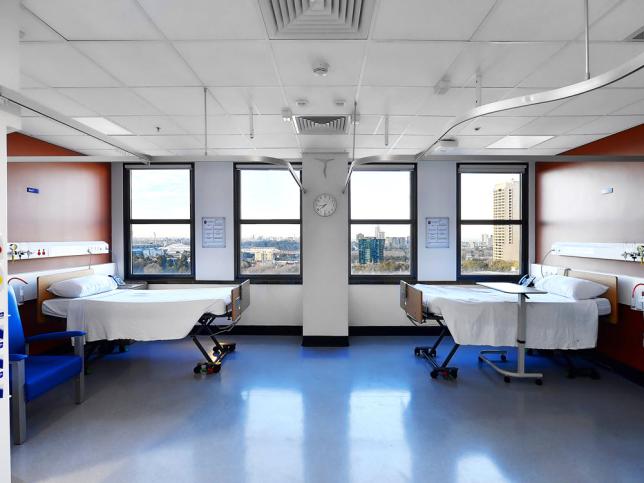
[476,282,547,385]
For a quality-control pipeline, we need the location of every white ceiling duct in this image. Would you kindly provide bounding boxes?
[294,115,349,134]
[259,0,375,39]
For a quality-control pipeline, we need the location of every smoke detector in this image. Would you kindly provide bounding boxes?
[432,138,458,152]
[334,99,346,107]
[313,62,329,77]
[281,108,293,122]
[295,98,309,107]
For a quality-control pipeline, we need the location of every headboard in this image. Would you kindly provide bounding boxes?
[36,268,94,323]
[566,269,619,324]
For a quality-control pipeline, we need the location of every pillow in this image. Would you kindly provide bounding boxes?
[534,274,608,300]
[47,274,117,298]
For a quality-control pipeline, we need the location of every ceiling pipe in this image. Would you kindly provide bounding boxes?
[584,0,591,80]
[203,87,208,156]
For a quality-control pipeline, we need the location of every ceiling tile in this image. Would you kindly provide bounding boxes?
[613,97,644,115]
[359,87,429,115]
[20,88,97,116]
[590,0,644,41]
[59,88,160,116]
[20,73,47,89]
[393,135,437,150]
[111,135,170,154]
[75,41,199,87]
[373,0,495,40]
[519,42,644,89]
[133,87,224,116]
[272,41,366,86]
[447,42,564,87]
[137,135,202,150]
[208,87,285,115]
[355,135,394,149]
[362,42,466,86]
[250,134,300,149]
[169,149,218,156]
[473,0,620,41]
[405,116,452,135]
[254,149,302,159]
[512,116,593,135]
[298,135,351,150]
[536,134,607,150]
[547,88,644,116]
[20,7,61,41]
[23,0,160,40]
[233,115,296,135]
[138,0,266,40]
[34,135,116,151]
[567,115,644,135]
[175,41,278,86]
[20,116,81,136]
[174,116,241,135]
[20,42,118,87]
[206,135,254,149]
[81,148,135,157]
[455,116,536,136]
[454,135,503,148]
[363,116,413,135]
[416,88,475,116]
[107,116,187,135]
[284,86,357,115]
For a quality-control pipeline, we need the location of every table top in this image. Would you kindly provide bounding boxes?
[477,282,547,295]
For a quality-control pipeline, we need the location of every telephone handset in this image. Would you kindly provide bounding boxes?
[110,275,126,287]
[518,274,536,287]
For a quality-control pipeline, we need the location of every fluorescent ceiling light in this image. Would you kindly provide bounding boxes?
[486,135,553,149]
[73,117,131,135]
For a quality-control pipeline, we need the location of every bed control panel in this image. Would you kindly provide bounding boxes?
[8,241,109,261]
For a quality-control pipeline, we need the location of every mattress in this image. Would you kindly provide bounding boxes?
[413,284,602,350]
[47,287,235,342]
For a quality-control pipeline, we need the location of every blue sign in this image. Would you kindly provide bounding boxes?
[27,187,39,194]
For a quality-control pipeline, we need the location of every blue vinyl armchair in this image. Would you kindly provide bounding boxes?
[8,286,86,444]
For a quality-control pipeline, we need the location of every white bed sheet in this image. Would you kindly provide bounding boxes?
[60,287,234,342]
[414,284,600,350]
[42,297,74,318]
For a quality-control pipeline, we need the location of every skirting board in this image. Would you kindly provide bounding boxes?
[191,326,444,337]
[302,336,350,347]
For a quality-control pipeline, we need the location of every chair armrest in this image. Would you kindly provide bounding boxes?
[26,331,86,343]
[9,354,28,362]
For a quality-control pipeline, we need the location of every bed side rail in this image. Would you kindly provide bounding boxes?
[231,280,251,322]
[400,281,424,324]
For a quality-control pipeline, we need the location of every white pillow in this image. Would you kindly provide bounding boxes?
[534,274,608,300]
[48,274,117,298]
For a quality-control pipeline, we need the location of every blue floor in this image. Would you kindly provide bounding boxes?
[10,335,644,483]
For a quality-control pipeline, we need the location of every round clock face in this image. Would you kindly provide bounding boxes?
[313,193,337,217]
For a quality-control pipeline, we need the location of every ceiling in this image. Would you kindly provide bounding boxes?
[14,0,644,159]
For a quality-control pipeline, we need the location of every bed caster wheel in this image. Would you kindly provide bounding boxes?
[500,354,507,362]
[430,370,438,379]
[449,369,458,379]
[207,364,221,374]
[414,348,421,356]
[504,376,511,383]
[194,364,203,375]
[227,343,236,352]
[535,379,543,386]
[429,349,437,358]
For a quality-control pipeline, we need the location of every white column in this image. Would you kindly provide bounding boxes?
[301,155,349,341]
[0,0,21,474]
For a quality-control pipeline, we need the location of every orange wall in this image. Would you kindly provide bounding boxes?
[536,124,644,372]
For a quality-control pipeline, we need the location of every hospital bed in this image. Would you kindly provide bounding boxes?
[400,268,618,383]
[36,269,251,374]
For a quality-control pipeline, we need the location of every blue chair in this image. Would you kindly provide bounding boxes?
[8,285,86,444]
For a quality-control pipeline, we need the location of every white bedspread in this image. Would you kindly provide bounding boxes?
[65,288,234,342]
[414,285,599,350]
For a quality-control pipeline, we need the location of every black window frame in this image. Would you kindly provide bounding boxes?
[234,163,303,284]
[456,163,529,282]
[123,163,196,281]
[348,164,417,285]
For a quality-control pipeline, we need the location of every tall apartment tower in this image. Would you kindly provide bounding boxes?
[492,180,520,265]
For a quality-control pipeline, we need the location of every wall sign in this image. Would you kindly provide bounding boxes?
[202,217,226,248]
[26,187,39,194]
[426,217,449,248]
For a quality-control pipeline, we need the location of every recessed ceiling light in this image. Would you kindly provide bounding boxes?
[313,62,329,77]
[486,135,553,149]
[73,117,131,135]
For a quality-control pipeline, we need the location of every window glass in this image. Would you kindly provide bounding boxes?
[239,224,300,275]
[350,224,411,276]
[460,173,521,220]
[460,224,521,275]
[350,171,410,220]
[131,169,191,220]
[240,170,301,220]
[130,224,191,275]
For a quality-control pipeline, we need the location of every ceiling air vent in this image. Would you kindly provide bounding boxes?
[259,0,375,40]
[294,115,349,135]
[626,26,644,41]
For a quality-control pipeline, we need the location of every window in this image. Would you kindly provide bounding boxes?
[124,165,194,279]
[349,166,416,282]
[457,164,528,280]
[235,165,302,281]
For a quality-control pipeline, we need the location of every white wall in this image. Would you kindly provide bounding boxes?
[111,163,124,277]
[194,163,235,280]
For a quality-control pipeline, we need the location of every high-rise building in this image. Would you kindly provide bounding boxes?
[358,237,385,264]
[374,225,385,239]
[492,180,520,264]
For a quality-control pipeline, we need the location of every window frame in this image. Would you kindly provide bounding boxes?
[348,164,417,285]
[234,163,303,284]
[456,163,529,282]
[123,163,195,281]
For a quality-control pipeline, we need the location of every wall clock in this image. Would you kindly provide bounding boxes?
[313,193,337,217]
